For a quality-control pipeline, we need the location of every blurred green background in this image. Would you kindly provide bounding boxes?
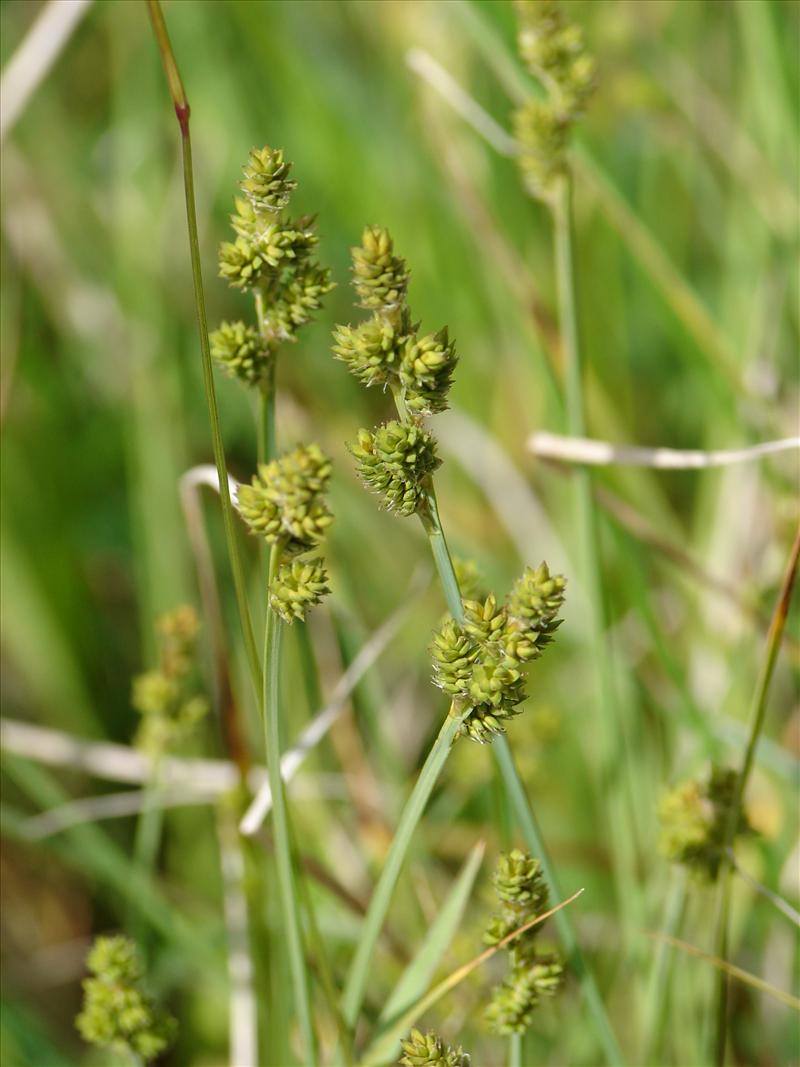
[1,1,798,1064]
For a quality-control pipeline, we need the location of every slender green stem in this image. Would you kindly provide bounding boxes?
[552,173,640,915]
[420,483,463,622]
[418,471,624,1066]
[713,522,800,1067]
[146,0,260,694]
[509,1031,523,1067]
[263,544,318,1065]
[289,817,355,1067]
[342,710,463,1027]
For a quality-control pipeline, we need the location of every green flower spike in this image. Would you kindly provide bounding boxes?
[349,420,440,517]
[240,145,297,214]
[263,261,335,341]
[400,326,458,415]
[659,765,752,881]
[333,308,413,388]
[515,0,596,114]
[494,848,550,910]
[218,235,270,290]
[131,605,208,757]
[512,0,596,204]
[483,849,564,1035]
[462,593,508,649]
[512,100,570,203]
[504,561,566,662]
[210,320,273,385]
[352,225,410,310]
[431,619,480,697]
[399,1028,470,1067]
[76,936,176,1064]
[269,557,330,624]
[485,953,565,1035]
[237,442,334,556]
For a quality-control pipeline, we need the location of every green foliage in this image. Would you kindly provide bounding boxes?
[399,1028,470,1067]
[131,605,208,756]
[75,936,176,1063]
[659,766,753,881]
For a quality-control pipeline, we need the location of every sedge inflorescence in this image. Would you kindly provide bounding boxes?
[431,563,566,743]
[76,936,176,1064]
[237,442,333,623]
[512,0,596,203]
[659,765,752,881]
[483,850,564,1035]
[211,145,334,385]
[334,226,459,516]
[131,605,208,757]
[399,1028,470,1067]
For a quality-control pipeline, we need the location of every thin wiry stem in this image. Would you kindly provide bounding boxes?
[713,522,800,1066]
[262,543,317,1064]
[145,0,260,692]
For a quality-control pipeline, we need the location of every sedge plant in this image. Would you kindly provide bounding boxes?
[333,224,620,1064]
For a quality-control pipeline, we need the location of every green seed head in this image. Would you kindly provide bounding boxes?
[659,765,751,881]
[210,320,274,385]
[400,325,458,415]
[269,557,330,624]
[333,307,413,388]
[351,225,409,310]
[262,262,335,342]
[240,145,297,214]
[76,936,176,1063]
[349,420,440,517]
[237,443,334,556]
[494,849,549,910]
[431,618,481,697]
[485,953,565,1035]
[399,1028,470,1067]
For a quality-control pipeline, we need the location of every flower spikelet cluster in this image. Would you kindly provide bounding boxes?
[213,146,334,386]
[352,225,409,310]
[238,443,333,557]
[399,1028,470,1067]
[512,0,596,202]
[132,606,208,757]
[333,307,413,388]
[659,765,752,881]
[240,145,297,213]
[482,850,564,1035]
[269,557,330,624]
[349,420,441,517]
[430,564,566,743]
[75,936,176,1063]
[210,320,272,385]
[334,227,459,519]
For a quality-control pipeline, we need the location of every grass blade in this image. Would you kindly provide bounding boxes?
[379,840,486,1026]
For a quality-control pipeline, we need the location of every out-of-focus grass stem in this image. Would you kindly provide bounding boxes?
[713,522,800,1066]
[262,542,318,1065]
